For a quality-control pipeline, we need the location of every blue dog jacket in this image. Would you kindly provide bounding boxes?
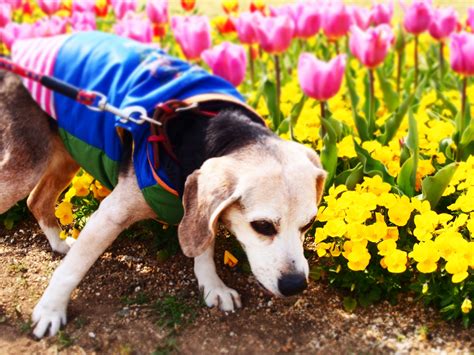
[12,31,246,225]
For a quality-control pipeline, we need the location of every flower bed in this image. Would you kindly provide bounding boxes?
[0,0,473,325]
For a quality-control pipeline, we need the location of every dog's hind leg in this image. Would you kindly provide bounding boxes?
[27,136,79,254]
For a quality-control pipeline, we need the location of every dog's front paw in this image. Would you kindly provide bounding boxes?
[201,282,242,312]
[32,300,67,338]
[50,237,75,255]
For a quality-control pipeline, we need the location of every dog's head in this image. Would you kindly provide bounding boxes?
[178,139,326,297]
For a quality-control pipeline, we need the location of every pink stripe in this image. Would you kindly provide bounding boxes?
[22,39,43,92]
[44,36,69,117]
[38,38,63,113]
[32,39,56,109]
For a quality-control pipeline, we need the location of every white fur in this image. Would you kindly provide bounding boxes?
[194,242,241,311]
[39,223,74,254]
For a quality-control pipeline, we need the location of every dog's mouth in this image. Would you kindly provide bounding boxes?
[255,279,277,297]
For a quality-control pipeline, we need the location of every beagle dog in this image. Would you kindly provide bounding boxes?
[0,33,326,338]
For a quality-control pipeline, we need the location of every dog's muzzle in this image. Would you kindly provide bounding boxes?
[278,273,308,296]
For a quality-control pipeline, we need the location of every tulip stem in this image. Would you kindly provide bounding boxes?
[461,76,467,122]
[320,101,327,137]
[274,54,281,118]
[414,35,419,88]
[334,40,340,55]
[439,42,445,82]
[248,45,255,86]
[369,69,376,136]
[397,50,402,93]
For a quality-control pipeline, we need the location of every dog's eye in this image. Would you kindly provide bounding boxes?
[301,217,316,232]
[250,220,277,236]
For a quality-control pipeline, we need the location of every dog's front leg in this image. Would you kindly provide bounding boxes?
[32,171,154,338]
[194,241,242,312]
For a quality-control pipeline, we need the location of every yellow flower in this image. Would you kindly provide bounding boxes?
[409,241,439,273]
[378,239,397,256]
[422,283,428,294]
[323,218,347,237]
[413,211,439,242]
[71,228,80,239]
[461,298,472,314]
[384,227,399,241]
[384,249,407,273]
[64,187,76,202]
[445,256,469,283]
[59,230,68,240]
[366,221,387,243]
[344,241,371,271]
[316,242,331,257]
[72,173,94,197]
[388,196,413,226]
[91,180,111,199]
[55,201,73,226]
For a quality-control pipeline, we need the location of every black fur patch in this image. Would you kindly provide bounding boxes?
[164,108,274,195]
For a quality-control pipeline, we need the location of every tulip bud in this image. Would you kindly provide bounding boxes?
[449,32,474,76]
[298,53,347,101]
[235,12,263,45]
[181,0,196,12]
[113,0,136,20]
[202,42,247,87]
[0,4,11,28]
[254,15,294,54]
[37,0,62,16]
[114,12,153,43]
[171,15,211,60]
[428,7,458,41]
[370,2,393,26]
[349,5,371,31]
[467,8,474,31]
[72,0,96,13]
[71,11,96,32]
[403,0,433,35]
[349,25,394,69]
[146,0,168,25]
[322,2,351,40]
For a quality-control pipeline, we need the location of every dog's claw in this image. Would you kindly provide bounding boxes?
[32,301,67,338]
[202,284,241,312]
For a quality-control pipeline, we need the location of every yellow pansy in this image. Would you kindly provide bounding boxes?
[55,201,73,226]
[384,249,407,273]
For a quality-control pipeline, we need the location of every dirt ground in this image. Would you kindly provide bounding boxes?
[0,217,473,355]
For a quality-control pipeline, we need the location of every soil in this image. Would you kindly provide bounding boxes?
[0,217,473,354]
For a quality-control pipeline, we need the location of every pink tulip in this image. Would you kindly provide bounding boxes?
[72,0,96,13]
[298,53,347,101]
[467,8,474,31]
[0,22,33,50]
[112,0,136,19]
[71,11,96,32]
[114,12,152,43]
[37,0,61,16]
[0,3,11,28]
[270,3,320,38]
[1,0,23,11]
[403,0,433,35]
[146,0,168,25]
[171,15,211,60]
[33,16,68,37]
[322,2,352,40]
[349,5,372,30]
[428,7,458,41]
[370,2,393,26]
[449,32,474,76]
[235,11,263,45]
[254,15,294,54]
[349,24,394,68]
[201,42,247,87]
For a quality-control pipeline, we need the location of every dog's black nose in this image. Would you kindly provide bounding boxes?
[278,273,308,296]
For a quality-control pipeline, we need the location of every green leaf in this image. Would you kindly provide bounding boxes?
[353,140,395,185]
[376,67,399,111]
[397,156,417,196]
[262,79,281,131]
[397,111,419,197]
[345,67,370,141]
[320,119,338,190]
[343,297,357,313]
[335,163,363,189]
[379,76,426,145]
[421,162,458,208]
[3,218,14,230]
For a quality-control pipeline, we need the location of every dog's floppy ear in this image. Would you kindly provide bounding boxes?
[303,147,327,205]
[178,157,240,257]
